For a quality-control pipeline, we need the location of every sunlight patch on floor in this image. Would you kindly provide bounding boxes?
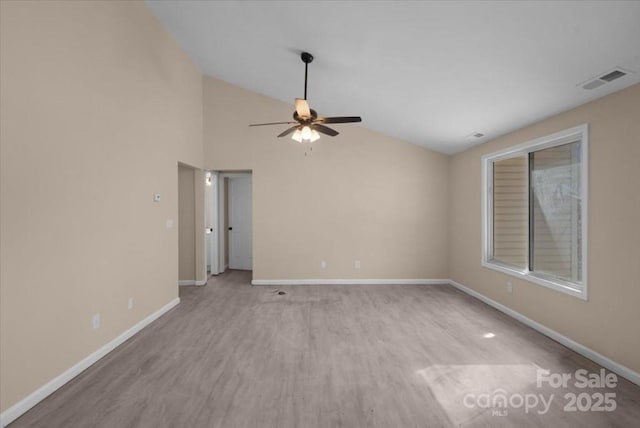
[417,364,541,425]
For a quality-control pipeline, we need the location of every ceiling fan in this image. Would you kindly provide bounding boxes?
[249,52,362,143]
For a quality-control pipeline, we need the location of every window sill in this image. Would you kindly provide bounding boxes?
[482,260,588,301]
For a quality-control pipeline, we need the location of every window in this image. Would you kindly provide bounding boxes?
[482,125,588,299]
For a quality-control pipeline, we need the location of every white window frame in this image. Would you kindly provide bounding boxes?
[482,124,589,300]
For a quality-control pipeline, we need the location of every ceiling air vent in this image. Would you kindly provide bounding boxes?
[581,68,629,90]
[599,69,626,82]
[464,132,485,140]
[582,80,606,90]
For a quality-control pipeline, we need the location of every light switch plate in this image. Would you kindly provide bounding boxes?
[153,193,161,202]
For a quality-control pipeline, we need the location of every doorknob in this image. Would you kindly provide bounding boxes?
[228,227,233,231]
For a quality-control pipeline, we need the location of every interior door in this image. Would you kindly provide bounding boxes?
[228,176,253,270]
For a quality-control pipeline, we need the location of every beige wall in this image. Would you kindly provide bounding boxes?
[0,0,204,412]
[178,165,196,280]
[449,84,640,373]
[203,77,450,280]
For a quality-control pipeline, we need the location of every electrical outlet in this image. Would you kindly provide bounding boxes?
[354,260,361,269]
[128,297,134,310]
[92,314,101,330]
[321,260,327,269]
[507,281,513,294]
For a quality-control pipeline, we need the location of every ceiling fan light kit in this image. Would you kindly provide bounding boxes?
[292,126,320,143]
[249,52,362,144]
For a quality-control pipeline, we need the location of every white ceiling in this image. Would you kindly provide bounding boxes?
[147,1,640,154]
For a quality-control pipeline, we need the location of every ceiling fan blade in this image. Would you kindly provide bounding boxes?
[277,125,300,138]
[249,121,297,127]
[295,98,311,119]
[312,124,339,137]
[317,116,362,124]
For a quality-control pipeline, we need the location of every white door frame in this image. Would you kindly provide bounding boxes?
[205,171,219,276]
[217,173,226,273]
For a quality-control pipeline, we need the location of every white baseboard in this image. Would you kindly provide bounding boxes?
[251,278,449,286]
[0,298,180,427]
[178,279,207,286]
[448,279,640,387]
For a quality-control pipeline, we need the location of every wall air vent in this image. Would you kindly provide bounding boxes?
[580,68,629,90]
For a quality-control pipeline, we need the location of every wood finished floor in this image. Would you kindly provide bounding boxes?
[10,270,640,427]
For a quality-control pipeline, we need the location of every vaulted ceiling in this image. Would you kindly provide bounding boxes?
[147,1,640,154]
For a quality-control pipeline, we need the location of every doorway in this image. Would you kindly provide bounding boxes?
[208,172,253,274]
[178,163,206,286]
